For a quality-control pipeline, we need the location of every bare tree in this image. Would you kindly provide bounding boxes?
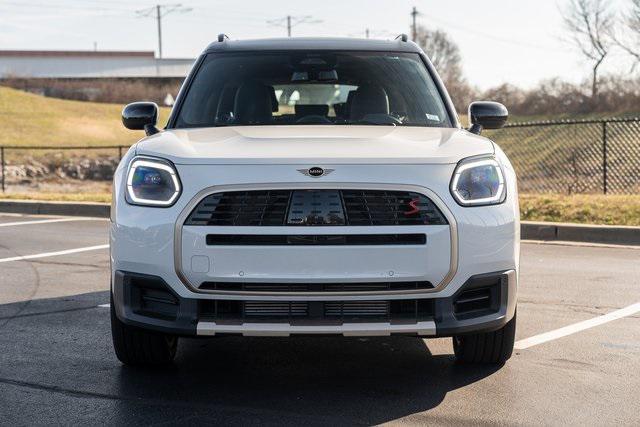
[415,26,475,111]
[562,0,614,100]
[415,26,464,84]
[612,0,640,66]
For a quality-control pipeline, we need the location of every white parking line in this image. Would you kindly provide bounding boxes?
[0,218,101,227]
[0,244,109,264]
[515,302,640,349]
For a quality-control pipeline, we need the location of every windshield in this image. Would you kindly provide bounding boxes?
[173,51,452,128]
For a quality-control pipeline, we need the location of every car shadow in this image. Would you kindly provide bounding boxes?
[0,291,503,425]
[113,318,503,424]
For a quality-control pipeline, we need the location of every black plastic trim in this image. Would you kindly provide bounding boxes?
[111,270,515,338]
[199,281,435,292]
[205,234,426,246]
[434,271,515,336]
[111,271,197,336]
[166,53,207,129]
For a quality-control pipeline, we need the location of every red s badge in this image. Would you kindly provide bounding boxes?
[404,198,421,216]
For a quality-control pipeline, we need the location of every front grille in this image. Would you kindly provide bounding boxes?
[186,190,290,226]
[199,281,434,292]
[199,299,435,324]
[340,190,446,226]
[185,190,447,226]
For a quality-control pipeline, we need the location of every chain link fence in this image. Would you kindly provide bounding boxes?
[487,117,640,194]
[0,117,639,195]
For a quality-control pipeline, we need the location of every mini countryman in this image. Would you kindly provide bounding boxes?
[111,35,518,366]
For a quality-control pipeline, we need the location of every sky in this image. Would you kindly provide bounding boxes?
[0,0,633,89]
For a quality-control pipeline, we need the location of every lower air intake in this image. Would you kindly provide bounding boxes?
[325,301,390,317]
[244,302,308,317]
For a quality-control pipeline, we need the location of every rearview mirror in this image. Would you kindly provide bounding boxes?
[122,102,159,136]
[468,101,508,135]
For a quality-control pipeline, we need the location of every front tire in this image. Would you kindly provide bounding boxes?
[453,311,516,365]
[110,294,178,366]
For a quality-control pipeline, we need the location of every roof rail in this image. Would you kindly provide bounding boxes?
[395,34,408,42]
[217,33,229,43]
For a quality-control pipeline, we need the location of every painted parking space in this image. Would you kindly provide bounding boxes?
[0,215,108,260]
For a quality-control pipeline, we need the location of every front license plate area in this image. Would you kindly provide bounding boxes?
[286,190,345,226]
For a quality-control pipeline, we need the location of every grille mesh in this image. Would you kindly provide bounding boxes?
[244,302,308,317]
[340,190,446,226]
[324,301,390,317]
[186,190,290,226]
[185,190,447,226]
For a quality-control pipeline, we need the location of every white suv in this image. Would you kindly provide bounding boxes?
[110,36,519,366]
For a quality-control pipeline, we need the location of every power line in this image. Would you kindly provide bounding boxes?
[419,11,572,53]
[136,3,191,58]
[266,15,322,37]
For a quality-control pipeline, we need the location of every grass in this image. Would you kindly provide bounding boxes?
[520,194,640,226]
[2,191,639,226]
[0,86,170,148]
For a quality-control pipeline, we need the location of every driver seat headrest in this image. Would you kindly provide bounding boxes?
[233,81,274,124]
[349,85,390,121]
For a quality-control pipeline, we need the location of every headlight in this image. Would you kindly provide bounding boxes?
[126,158,181,207]
[450,157,505,206]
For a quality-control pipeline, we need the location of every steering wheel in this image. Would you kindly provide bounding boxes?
[296,115,332,124]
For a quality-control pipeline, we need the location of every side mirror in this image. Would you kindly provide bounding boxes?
[122,102,160,136]
[468,101,508,135]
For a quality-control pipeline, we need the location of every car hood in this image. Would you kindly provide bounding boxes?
[135,125,494,165]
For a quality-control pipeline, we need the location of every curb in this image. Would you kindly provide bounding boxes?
[0,199,110,218]
[1,199,639,246]
[521,221,640,246]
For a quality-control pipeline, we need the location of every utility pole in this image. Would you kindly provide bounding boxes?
[267,15,322,37]
[136,3,192,58]
[156,5,162,58]
[411,6,419,41]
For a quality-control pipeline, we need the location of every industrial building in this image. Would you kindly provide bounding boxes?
[0,50,195,104]
[0,50,194,79]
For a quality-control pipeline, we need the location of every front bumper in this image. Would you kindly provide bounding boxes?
[111,153,520,338]
[111,269,517,337]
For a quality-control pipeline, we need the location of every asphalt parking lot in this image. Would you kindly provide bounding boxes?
[0,213,639,425]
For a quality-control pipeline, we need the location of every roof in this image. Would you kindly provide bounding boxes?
[0,50,156,58]
[204,37,423,54]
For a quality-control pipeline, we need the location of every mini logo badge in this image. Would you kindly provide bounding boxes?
[298,167,334,178]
